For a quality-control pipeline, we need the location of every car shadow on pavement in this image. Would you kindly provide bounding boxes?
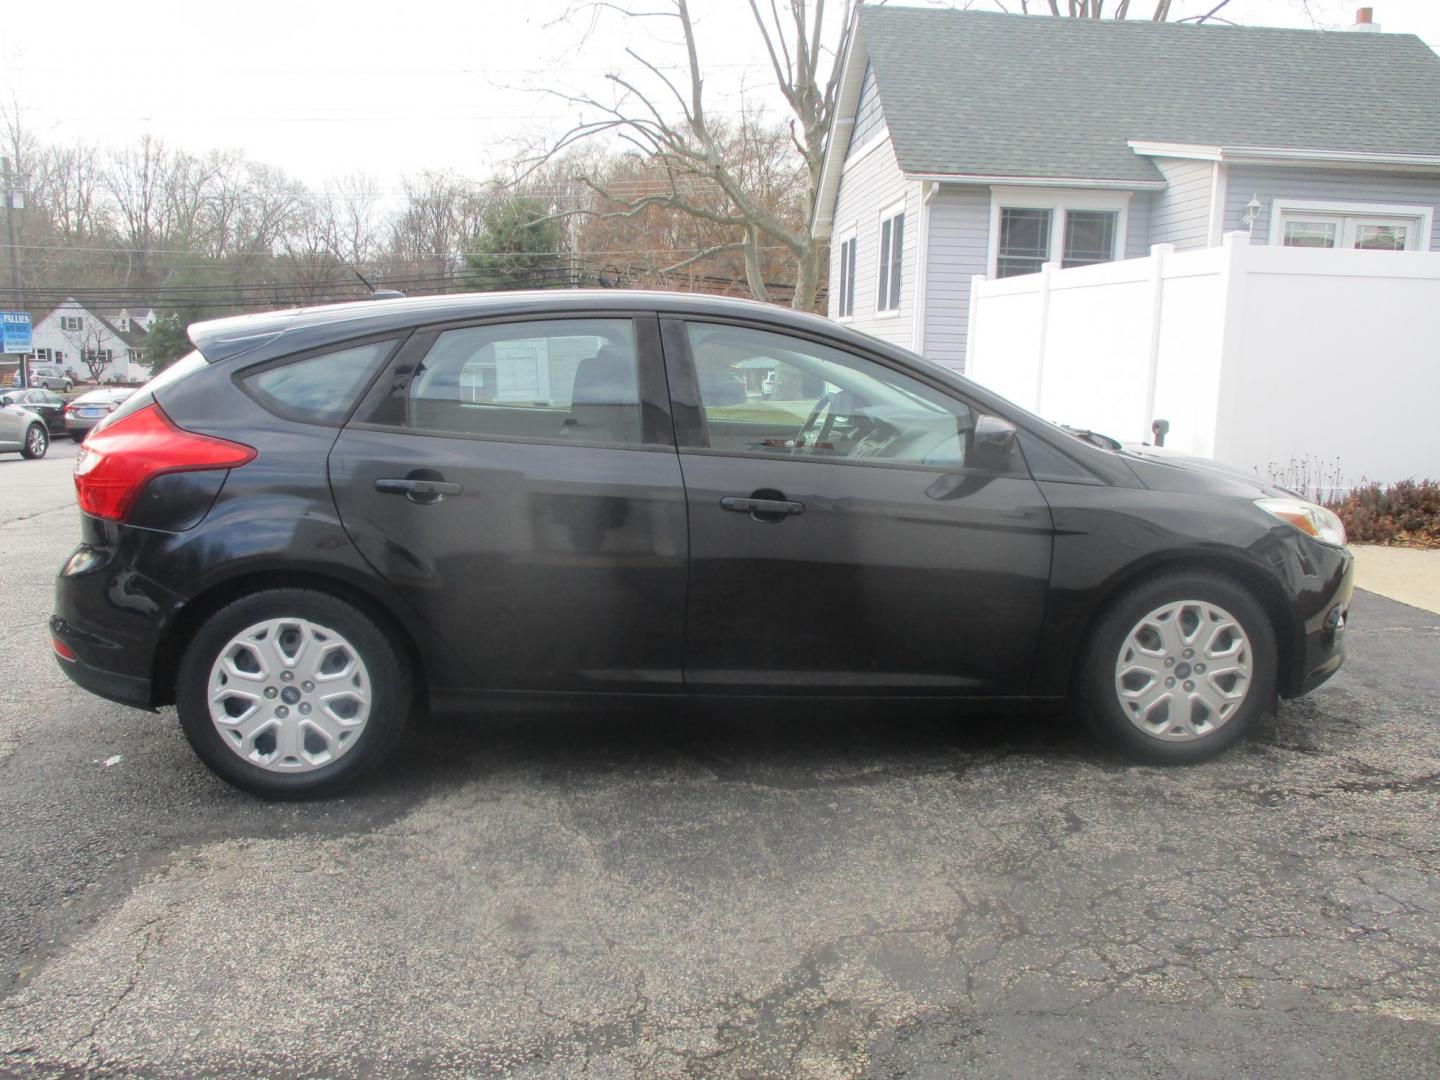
[354,699,1099,803]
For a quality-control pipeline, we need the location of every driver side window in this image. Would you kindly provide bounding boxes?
[685,323,1017,472]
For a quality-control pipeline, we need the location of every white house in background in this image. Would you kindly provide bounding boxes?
[812,6,1440,369]
[25,299,154,382]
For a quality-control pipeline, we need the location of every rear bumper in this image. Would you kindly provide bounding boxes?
[51,623,155,710]
[52,539,175,711]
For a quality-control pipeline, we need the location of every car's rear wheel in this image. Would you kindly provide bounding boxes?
[21,423,48,459]
[175,589,410,798]
[1076,571,1276,763]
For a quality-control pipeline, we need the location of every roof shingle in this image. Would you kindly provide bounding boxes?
[858,7,1440,183]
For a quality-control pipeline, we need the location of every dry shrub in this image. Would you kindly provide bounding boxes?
[1325,480,1440,548]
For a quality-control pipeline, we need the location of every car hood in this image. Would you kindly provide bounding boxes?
[1117,444,1287,499]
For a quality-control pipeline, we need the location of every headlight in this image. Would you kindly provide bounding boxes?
[1255,497,1347,547]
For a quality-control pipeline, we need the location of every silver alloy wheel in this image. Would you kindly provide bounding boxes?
[207,617,372,772]
[1114,600,1253,741]
[27,425,46,455]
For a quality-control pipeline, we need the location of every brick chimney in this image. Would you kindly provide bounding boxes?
[1348,7,1381,32]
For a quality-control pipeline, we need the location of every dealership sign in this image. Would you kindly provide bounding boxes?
[1,311,31,354]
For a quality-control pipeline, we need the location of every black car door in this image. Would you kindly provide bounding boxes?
[661,317,1054,695]
[20,390,65,433]
[328,313,689,695]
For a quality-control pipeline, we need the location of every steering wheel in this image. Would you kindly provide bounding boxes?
[792,392,838,456]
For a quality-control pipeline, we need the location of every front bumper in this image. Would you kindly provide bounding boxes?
[1286,543,1356,698]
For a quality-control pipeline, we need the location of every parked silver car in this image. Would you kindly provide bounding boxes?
[26,364,75,392]
[0,398,50,458]
[64,387,135,440]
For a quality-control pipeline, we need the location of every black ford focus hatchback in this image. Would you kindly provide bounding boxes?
[53,291,1353,797]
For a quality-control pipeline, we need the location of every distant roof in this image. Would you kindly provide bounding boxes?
[29,298,150,347]
[856,7,1440,184]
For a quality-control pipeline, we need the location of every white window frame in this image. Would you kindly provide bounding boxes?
[986,187,1132,278]
[833,227,858,321]
[1267,198,1432,251]
[60,315,83,331]
[876,198,907,318]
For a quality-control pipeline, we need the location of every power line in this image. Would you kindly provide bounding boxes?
[8,242,785,258]
[0,258,807,310]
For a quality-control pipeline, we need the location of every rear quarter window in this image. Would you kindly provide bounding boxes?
[243,339,396,424]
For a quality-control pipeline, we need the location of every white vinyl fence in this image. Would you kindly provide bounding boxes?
[965,233,1440,491]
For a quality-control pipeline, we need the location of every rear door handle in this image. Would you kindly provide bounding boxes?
[720,495,805,520]
[375,477,463,503]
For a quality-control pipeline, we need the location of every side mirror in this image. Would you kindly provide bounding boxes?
[970,415,1018,473]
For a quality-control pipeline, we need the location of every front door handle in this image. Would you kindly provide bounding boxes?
[375,477,463,504]
[720,494,805,523]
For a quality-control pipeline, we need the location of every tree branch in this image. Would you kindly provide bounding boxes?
[659,240,745,273]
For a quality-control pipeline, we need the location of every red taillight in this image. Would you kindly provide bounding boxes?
[74,403,256,522]
[53,637,77,661]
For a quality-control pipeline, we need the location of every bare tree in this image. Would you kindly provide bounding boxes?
[278,194,350,306]
[105,135,168,271]
[533,0,857,310]
[326,172,385,267]
[41,145,108,242]
[60,317,115,382]
[160,149,218,251]
[237,163,307,257]
[389,171,487,280]
[200,150,251,259]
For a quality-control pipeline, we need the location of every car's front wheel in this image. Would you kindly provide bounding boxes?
[20,423,48,459]
[175,589,411,798]
[1076,571,1276,763]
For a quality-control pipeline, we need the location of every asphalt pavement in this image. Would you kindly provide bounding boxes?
[1,443,1437,1078]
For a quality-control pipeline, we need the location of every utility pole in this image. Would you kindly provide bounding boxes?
[2,156,23,387]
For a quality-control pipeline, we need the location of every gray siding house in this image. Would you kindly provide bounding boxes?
[813,7,1440,369]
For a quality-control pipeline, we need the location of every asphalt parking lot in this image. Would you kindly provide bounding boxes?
[1,443,1437,1078]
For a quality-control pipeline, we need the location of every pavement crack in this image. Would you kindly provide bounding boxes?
[0,501,76,528]
[61,910,169,1069]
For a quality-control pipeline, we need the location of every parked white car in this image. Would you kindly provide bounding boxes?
[64,388,135,441]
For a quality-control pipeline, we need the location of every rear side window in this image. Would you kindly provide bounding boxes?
[407,319,641,445]
[245,340,395,424]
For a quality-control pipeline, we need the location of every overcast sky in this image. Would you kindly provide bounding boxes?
[3,0,1436,195]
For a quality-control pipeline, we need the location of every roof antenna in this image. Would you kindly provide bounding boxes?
[321,237,405,300]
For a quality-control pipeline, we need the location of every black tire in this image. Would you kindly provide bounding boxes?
[63,381,73,393]
[175,589,411,798]
[1075,570,1277,764]
[20,423,48,459]
[70,432,86,441]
